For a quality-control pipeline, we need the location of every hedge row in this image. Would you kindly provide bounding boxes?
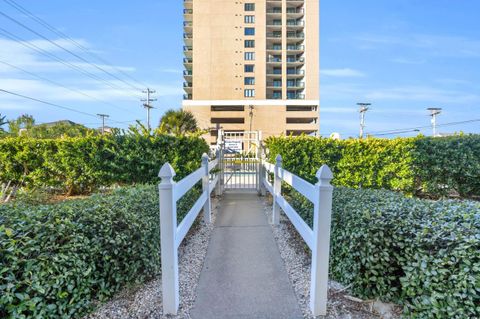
[0,134,209,195]
[0,185,200,318]
[285,187,480,318]
[265,135,480,198]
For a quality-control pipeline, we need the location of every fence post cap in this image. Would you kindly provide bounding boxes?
[201,153,210,162]
[316,165,333,181]
[275,154,283,164]
[158,162,176,179]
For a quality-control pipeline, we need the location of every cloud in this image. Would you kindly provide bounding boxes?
[391,57,426,65]
[364,86,480,104]
[321,68,365,77]
[159,68,182,74]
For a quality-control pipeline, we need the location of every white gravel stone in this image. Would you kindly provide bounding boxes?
[85,197,220,319]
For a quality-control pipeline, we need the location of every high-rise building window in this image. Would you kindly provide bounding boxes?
[245,65,255,72]
[245,89,255,97]
[244,28,255,36]
[244,52,255,60]
[244,40,255,48]
[245,15,255,23]
[245,77,255,85]
[244,3,255,11]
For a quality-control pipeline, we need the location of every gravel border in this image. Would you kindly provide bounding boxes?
[262,195,401,319]
[85,197,220,319]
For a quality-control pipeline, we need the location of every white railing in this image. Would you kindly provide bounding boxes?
[158,153,220,315]
[260,154,333,316]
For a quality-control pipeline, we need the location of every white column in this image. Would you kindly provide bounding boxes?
[202,153,212,223]
[158,163,179,315]
[310,165,334,316]
[272,154,282,225]
[215,149,222,196]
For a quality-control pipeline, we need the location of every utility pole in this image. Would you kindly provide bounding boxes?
[141,88,157,131]
[427,107,442,137]
[97,113,109,135]
[357,103,371,139]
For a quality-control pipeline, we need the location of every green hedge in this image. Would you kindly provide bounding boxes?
[265,135,480,198]
[0,185,200,318]
[0,134,209,195]
[286,187,480,318]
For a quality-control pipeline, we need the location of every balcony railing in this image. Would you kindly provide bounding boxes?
[183,9,193,14]
[183,46,193,51]
[267,70,283,75]
[183,58,193,63]
[287,21,305,27]
[267,82,283,87]
[286,45,305,50]
[287,69,305,75]
[183,82,192,88]
[183,70,192,76]
[183,21,193,27]
[287,57,305,63]
[287,82,305,88]
[267,46,282,50]
[286,8,304,14]
[267,94,283,99]
[287,33,305,39]
[183,94,192,100]
[266,32,282,38]
[267,21,283,26]
[267,57,282,63]
[266,9,282,14]
[183,33,193,39]
[287,93,305,99]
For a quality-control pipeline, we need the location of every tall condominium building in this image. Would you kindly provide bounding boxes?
[182,0,319,144]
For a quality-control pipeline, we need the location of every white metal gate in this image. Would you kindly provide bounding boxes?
[219,131,261,191]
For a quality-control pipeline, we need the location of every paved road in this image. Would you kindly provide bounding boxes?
[191,192,302,319]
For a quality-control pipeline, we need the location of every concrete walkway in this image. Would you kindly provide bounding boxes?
[191,192,302,319]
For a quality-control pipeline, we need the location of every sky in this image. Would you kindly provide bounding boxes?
[0,1,479,136]
[321,0,480,137]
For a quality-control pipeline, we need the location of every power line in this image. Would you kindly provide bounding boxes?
[0,27,140,103]
[0,88,98,118]
[0,60,136,115]
[367,118,480,136]
[0,9,144,94]
[2,0,149,90]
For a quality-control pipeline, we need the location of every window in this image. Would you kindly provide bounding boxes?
[244,64,255,72]
[244,77,255,85]
[245,15,255,23]
[244,40,255,48]
[244,28,255,36]
[244,52,255,60]
[244,89,255,97]
[245,3,255,11]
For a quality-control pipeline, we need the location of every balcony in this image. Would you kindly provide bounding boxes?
[183,58,193,67]
[266,8,282,14]
[287,33,305,39]
[267,57,282,63]
[267,69,282,76]
[183,9,193,14]
[287,81,305,89]
[183,70,192,80]
[183,21,193,32]
[287,93,305,100]
[183,82,192,93]
[184,0,192,9]
[266,81,283,88]
[287,20,305,27]
[267,45,282,51]
[266,32,282,39]
[183,33,192,45]
[286,56,305,64]
[267,94,283,100]
[183,45,192,57]
[266,20,282,29]
[183,94,192,100]
[286,8,304,14]
[286,44,305,51]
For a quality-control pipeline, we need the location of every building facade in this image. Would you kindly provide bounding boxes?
[182,0,319,144]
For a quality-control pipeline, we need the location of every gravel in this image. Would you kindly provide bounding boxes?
[85,197,220,319]
[262,195,401,319]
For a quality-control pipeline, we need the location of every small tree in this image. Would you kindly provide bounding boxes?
[158,109,200,136]
[0,113,7,133]
[8,114,35,136]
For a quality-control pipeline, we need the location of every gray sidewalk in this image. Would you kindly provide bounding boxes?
[191,192,303,319]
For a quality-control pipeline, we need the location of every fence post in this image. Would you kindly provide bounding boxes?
[158,163,179,315]
[272,154,282,225]
[310,165,334,316]
[202,153,212,223]
[215,149,222,196]
[218,129,224,194]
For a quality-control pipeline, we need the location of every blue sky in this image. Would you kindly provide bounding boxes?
[321,0,480,137]
[0,1,479,136]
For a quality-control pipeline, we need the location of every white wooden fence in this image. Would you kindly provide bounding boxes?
[158,153,219,315]
[260,154,333,316]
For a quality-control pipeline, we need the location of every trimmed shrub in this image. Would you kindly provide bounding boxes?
[0,134,209,195]
[265,135,480,198]
[0,185,201,318]
[286,187,480,318]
